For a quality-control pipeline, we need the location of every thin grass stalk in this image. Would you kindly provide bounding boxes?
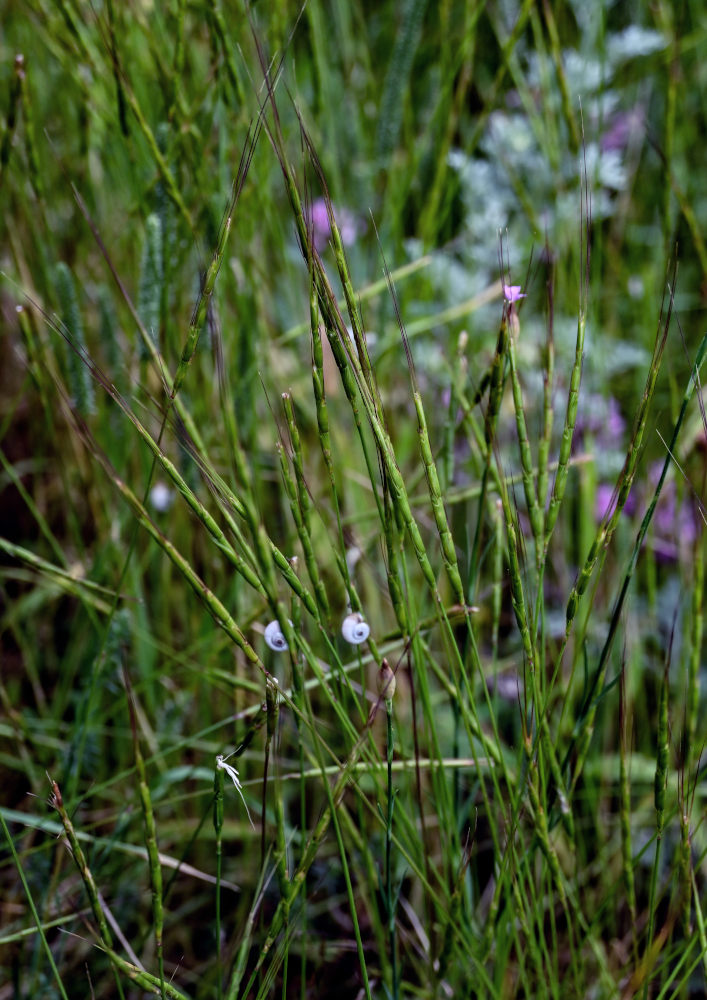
[0,809,70,1000]
[541,0,580,153]
[288,627,309,1000]
[232,692,390,997]
[414,621,520,975]
[544,865,561,998]
[213,761,226,1000]
[171,214,231,397]
[312,723,373,1000]
[184,436,319,619]
[412,389,465,603]
[86,437,267,675]
[494,458,542,729]
[468,316,509,595]
[483,835,546,994]
[281,392,330,616]
[523,737,566,908]
[80,352,269,600]
[619,665,638,965]
[16,304,53,419]
[308,285,356,596]
[100,946,190,1000]
[419,5,478,245]
[206,0,247,107]
[380,669,399,1000]
[48,777,114,949]
[567,329,707,793]
[126,677,165,998]
[280,257,434,347]
[435,839,471,988]
[277,441,328,619]
[56,155,262,789]
[260,99,452,611]
[678,770,692,942]
[544,298,585,550]
[655,936,702,1000]
[280,392,310,532]
[294,630,367,737]
[465,0,536,155]
[339,799,394,986]
[691,869,707,982]
[643,661,670,999]
[505,310,544,576]
[327,198,379,409]
[137,214,163,355]
[544,168,590,549]
[395,557,455,856]
[442,367,458,490]
[118,79,193,233]
[686,527,703,773]
[265,677,290,904]
[558,275,672,666]
[661,9,678,252]
[54,262,95,416]
[19,58,45,205]
[322,318,386,527]
[491,497,504,670]
[417,637,502,768]
[224,854,272,1000]
[537,276,555,515]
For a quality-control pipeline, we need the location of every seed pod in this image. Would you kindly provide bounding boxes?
[341,612,370,645]
[376,660,396,701]
[264,620,288,651]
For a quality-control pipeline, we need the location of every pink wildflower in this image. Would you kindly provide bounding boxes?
[502,284,526,303]
[308,197,359,253]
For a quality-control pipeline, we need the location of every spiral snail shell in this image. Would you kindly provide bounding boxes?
[341,612,370,645]
[264,620,288,651]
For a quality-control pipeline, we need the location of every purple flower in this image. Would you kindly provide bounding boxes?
[594,477,637,525]
[503,284,526,303]
[307,197,359,253]
[606,396,626,440]
[601,107,645,153]
[595,483,617,523]
[309,198,330,251]
[575,395,625,450]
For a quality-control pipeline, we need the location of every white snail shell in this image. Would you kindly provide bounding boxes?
[264,620,288,651]
[341,612,370,645]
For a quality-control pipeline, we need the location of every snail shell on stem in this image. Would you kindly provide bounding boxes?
[264,620,288,651]
[341,612,370,645]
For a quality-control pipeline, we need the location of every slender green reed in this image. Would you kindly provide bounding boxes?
[0,810,70,1000]
[126,678,166,998]
[378,661,399,998]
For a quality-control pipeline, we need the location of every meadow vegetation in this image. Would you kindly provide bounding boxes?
[0,1,705,997]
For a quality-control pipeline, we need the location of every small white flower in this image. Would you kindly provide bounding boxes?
[217,754,254,828]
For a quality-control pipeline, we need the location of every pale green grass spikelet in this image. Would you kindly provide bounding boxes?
[138,213,163,355]
[54,262,95,416]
